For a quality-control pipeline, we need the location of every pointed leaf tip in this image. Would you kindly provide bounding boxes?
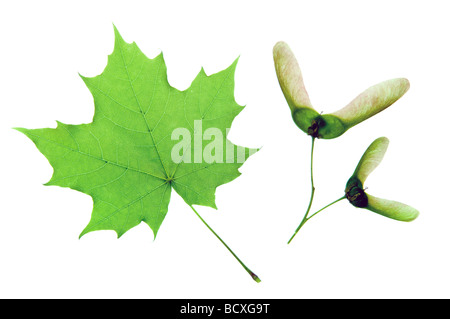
[13,127,26,134]
[112,24,127,48]
[112,23,121,37]
[227,56,240,74]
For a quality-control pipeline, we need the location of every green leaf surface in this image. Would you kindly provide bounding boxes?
[17,27,257,239]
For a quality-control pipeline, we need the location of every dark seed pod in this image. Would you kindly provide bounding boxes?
[307,116,326,138]
[346,186,369,208]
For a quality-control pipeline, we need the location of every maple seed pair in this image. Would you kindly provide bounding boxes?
[346,137,419,221]
[273,41,419,243]
[273,41,411,139]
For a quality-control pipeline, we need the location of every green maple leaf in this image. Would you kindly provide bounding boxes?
[16,27,260,282]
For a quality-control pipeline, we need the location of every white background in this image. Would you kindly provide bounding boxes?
[0,0,448,298]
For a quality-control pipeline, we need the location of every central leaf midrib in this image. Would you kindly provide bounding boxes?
[117,41,170,180]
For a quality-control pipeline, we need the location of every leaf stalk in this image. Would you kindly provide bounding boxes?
[189,204,261,283]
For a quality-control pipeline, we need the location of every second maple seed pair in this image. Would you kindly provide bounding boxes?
[273,42,419,243]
